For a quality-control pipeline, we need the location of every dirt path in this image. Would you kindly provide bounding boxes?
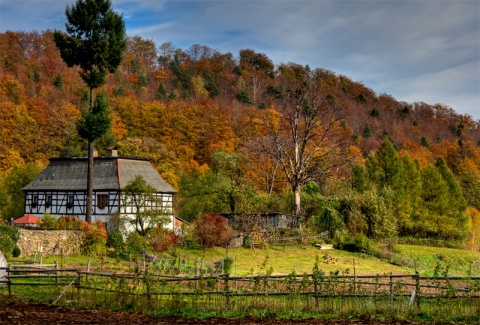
[0,300,443,324]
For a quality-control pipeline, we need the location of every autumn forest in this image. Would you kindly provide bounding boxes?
[1,30,479,249]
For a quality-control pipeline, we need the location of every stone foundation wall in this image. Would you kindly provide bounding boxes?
[17,229,84,257]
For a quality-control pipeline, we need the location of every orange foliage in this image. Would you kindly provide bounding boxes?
[399,140,433,167]
[111,113,128,139]
[2,30,480,207]
[346,145,365,166]
[431,141,462,172]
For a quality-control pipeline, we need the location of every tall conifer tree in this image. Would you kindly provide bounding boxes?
[54,0,127,223]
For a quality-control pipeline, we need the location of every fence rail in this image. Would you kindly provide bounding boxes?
[2,265,480,303]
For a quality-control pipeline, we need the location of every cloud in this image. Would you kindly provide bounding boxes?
[0,0,71,31]
[1,0,479,118]
[392,59,480,117]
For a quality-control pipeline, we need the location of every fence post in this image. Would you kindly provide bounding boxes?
[389,274,393,296]
[7,265,12,296]
[224,274,230,307]
[313,274,319,309]
[54,260,59,287]
[145,264,151,305]
[413,272,421,310]
[76,269,81,302]
[353,258,357,294]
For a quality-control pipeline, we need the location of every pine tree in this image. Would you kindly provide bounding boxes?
[420,162,467,240]
[203,70,220,97]
[435,157,466,211]
[351,164,368,192]
[77,93,112,142]
[155,83,167,100]
[435,157,468,237]
[370,107,380,117]
[372,139,403,189]
[363,123,373,138]
[420,135,430,149]
[397,155,422,236]
[420,165,450,237]
[54,73,63,88]
[54,0,127,223]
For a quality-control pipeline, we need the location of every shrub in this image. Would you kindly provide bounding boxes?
[0,235,15,258]
[0,225,20,258]
[223,256,234,274]
[0,225,20,243]
[125,232,147,256]
[106,229,124,257]
[194,212,233,249]
[56,216,82,230]
[339,234,371,253]
[149,228,175,253]
[80,221,107,255]
[332,230,348,250]
[41,213,57,229]
[12,245,21,257]
[180,224,197,248]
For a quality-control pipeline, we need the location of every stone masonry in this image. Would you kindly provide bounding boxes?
[16,229,84,257]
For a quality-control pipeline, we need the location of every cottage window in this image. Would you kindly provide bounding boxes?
[66,195,74,209]
[45,195,52,208]
[97,194,108,209]
[31,195,38,208]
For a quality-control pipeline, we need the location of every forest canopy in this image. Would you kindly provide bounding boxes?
[1,31,479,248]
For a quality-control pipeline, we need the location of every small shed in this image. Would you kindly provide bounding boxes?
[221,212,300,232]
[13,214,43,227]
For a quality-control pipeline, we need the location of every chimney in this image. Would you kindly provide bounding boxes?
[108,146,118,157]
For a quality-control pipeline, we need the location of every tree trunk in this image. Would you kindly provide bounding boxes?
[293,185,301,217]
[86,139,94,223]
[86,87,95,223]
[229,194,235,215]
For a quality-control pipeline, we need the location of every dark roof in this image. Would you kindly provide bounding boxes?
[23,157,176,193]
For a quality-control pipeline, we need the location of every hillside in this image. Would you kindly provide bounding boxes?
[1,31,480,249]
[1,31,479,174]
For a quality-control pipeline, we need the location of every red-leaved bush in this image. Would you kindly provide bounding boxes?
[194,212,233,249]
[150,228,175,253]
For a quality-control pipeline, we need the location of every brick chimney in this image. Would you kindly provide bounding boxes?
[108,146,118,157]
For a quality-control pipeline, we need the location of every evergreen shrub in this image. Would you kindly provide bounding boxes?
[12,245,21,257]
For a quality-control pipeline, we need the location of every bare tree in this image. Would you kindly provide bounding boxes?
[158,41,176,69]
[187,43,213,61]
[255,65,349,217]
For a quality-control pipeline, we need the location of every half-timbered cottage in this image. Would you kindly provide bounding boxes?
[22,157,177,229]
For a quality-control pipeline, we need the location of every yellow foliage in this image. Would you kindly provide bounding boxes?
[154,70,170,82]
[0,147,25,171]
[191,75,209,99]
[0,75,26,104]
[262,108,282,133]
[458,158,480,175]
[466,207,480,252]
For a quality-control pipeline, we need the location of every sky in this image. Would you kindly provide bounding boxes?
[1,0,479,119]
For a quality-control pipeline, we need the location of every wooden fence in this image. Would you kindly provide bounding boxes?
[1,264,479,310]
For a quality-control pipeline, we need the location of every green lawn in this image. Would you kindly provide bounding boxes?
[394,244,480,276]
[8,243,479,277]
[177,245,410,275]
